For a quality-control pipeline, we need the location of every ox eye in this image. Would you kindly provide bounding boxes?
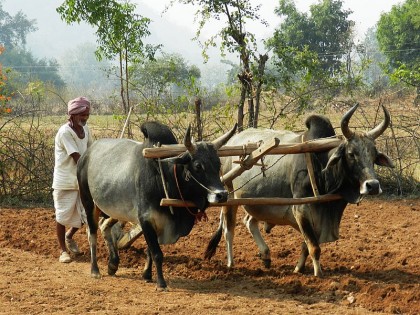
[194,162,204,172]
[348,151,356,160]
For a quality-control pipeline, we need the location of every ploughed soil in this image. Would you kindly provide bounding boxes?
[1,198,419,315]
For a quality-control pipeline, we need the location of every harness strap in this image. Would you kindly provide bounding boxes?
[302,134,320,197]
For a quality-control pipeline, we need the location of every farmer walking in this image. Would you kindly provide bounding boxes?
[52,96,93,263]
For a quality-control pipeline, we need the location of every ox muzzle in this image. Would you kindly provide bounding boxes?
[360,179,382,196]
[207,189,229,203]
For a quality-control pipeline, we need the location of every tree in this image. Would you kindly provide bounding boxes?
[1,47,65,89]
[0,3,64,90]
[266,0,355,112]
[269,0,353,76]
[130,53,200,101]
[377,0,420,102]
[358,27,389,94]
[58,42,116,94]
[0,1,37,49]
[171,0,268,130]
[57,0,159,115]
[0,45,12,118]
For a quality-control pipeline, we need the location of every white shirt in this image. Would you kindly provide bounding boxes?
[52,123,93,190]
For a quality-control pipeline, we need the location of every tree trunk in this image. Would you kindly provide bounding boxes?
[254,84,261,128]
[254,54,269,128]
[119,53,127,114]
[247,88,254,128]
[237,84,246,132]
[194,97,203,141]
[124,52,133,138]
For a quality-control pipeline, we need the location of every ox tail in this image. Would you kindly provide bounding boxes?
[204,210,224,260]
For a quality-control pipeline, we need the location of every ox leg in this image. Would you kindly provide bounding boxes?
[264,222,275,234]
[294,241,309,274]
[86,204,102,278]
[293,206,322,277]
[143,247,153,282]
[99,217,120,276]
[140,220,167,289]
[222,204,238,268]
[87,228,100,278]
[243,214,271,268]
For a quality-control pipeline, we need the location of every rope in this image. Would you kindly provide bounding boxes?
[184,169,213,193]
[173,164,208,223]
[228,154,286,194]
[227,135,341,195]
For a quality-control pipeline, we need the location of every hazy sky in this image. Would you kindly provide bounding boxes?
[136,0,403,41]
[2,0,403,64]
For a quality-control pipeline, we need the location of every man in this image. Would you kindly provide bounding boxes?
[52,96,93,263]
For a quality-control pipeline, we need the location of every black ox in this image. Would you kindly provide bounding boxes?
[205,104,394,276]
[77,121,236,288]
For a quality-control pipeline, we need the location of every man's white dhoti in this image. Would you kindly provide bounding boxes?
[53,190,86,228]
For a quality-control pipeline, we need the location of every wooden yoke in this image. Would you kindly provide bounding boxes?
[144,136,344,208]
[302,134,320,197]
[142,137,342,158]
[221,137,280,184]
[160,194,342,207]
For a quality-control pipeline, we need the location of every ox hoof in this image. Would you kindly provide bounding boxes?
[108,263,119,276]
[143,271,152,282]
[293,266,304,274]
[91,273,102,279]
[262,259,271,269]
[156,286,168,292]
[314,270,324,278]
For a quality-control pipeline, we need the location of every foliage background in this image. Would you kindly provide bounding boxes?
[0,90,418,206]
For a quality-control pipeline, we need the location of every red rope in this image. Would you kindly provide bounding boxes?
[173,164,208,224]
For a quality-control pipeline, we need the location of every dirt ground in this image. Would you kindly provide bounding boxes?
[0,197,419,315]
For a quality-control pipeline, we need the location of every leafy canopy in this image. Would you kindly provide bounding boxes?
[57,0,157,62]
[171,0,267,61]
[269,0,353,75]
[130,53,201,99]
[377,0,420,88]
[57,0,160,115]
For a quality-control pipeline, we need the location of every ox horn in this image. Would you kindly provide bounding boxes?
[212,123,238,150]
[184,125,197,154]
[366,105,391,139]
[340,103,359,139]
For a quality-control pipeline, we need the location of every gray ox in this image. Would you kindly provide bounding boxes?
[77,121,237,289]
[205,104,394,276]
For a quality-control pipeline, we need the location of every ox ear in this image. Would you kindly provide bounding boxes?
[324,144,345,171]
[375,151,395,168]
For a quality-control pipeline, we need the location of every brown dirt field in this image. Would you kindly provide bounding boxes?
[0,198,419,315]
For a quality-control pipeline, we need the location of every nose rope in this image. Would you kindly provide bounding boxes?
[183,169,215,193]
